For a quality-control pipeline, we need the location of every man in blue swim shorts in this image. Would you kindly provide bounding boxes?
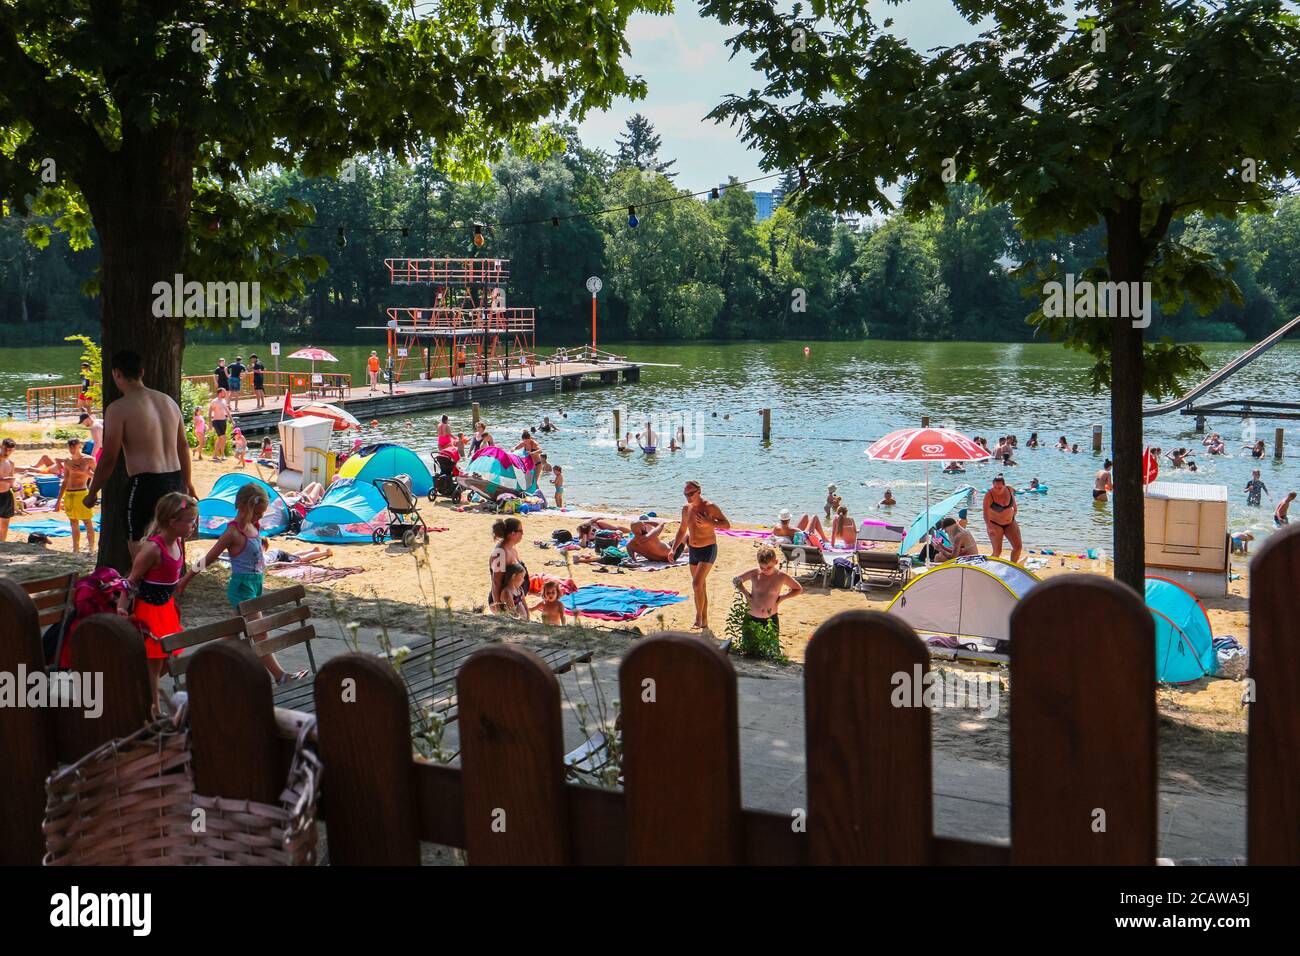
[671,479,730,633]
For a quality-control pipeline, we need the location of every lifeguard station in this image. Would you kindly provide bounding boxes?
[374,258,536,385]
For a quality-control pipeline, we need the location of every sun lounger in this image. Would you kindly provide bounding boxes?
[856,549,912,590]
[778,541,832,587]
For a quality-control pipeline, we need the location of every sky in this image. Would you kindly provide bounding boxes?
[577,2,985,193]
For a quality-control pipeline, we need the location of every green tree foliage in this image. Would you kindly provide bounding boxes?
[615,114,677,180]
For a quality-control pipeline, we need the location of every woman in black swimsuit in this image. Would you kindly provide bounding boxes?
[488,517,529,615]
[982,474,1023,563]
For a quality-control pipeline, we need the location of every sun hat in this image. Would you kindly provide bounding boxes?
[779,508,792,521]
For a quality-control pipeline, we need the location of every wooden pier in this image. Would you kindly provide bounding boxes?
[227,359,642,433]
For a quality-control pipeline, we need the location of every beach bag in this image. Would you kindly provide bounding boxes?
[1212,636,1248,681]
[600,546,628,565]
[551,529,573,544]
[44,568,134,669]
[830,557,859,590]
[43,698,320,866]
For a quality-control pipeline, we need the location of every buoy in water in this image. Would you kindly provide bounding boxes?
[370,419,379,427]
[803,346,811,356]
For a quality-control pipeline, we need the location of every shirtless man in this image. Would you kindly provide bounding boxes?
[626,517,674,563]
[670,480,730,632]
[78,412,104,458]
[83,350,195,558]
[0,437,16,541]
[1276,491,1297,527]
[1093,459,1113,502]
[932,516,979,560]
[208,388,231,460]
[733,547,802,644]
[773,509,828,547]
[56,438,96,553]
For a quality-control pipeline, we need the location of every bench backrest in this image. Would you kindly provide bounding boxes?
[20,572,77,631]
[163,617,248,684]
[239,584,317,668]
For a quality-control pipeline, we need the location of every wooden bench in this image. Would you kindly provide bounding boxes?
[237,584,320,706]
[163,617,249,690]
[20,572,77,633]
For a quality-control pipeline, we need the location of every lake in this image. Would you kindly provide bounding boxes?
[3,339,1297,550]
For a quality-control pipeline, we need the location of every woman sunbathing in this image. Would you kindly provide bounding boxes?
[772,509,828,548]
[831,506,857,550]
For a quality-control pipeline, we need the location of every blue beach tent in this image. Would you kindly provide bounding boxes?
[1145,576,1215,684]
[298,478,389,544]
[198,474,290,538]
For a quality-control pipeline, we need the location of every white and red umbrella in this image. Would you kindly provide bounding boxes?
[295,401,360,432]
[287,347,339,398]
[866,427,990,546]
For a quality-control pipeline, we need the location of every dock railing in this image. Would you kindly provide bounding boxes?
[24,384,89,421]
[2,525,1296,866]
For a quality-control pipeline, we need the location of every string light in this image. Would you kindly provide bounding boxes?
[627,205,638,228]
[551,216,559,226]
[473,223,485,246]
[336,227,346,249]
[799,166,808,190]
[709,187,719,199]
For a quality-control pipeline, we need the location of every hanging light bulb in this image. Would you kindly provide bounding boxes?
[551,216,559,227]
[473,223,485,247]
[709,187,719,200]
[798,166,808,190]
[627,206,638,228]
[401,227,410,238]
[336,227,346,249]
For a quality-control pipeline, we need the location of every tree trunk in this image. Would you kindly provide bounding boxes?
[82,129,194,572]
[1106,204,1148,595]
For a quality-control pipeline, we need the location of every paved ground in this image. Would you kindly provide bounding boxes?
[269,624,1246,861]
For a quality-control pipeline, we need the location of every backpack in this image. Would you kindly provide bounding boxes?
[44,568,134,669]
[829,557,860,590]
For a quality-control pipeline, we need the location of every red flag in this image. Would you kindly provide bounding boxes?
[281,387,296,420]
[1142,447,1159,485]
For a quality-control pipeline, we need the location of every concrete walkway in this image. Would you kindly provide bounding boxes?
[276,627,1246,861]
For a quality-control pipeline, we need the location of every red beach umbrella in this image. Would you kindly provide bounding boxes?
[866,427,991,546]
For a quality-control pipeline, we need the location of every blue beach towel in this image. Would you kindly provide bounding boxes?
[561,585,686,621]
[9,517,102,538]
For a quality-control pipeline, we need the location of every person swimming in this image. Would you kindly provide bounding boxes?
[879,489,897,508]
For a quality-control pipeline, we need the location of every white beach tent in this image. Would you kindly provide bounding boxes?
[885,555,1042,648]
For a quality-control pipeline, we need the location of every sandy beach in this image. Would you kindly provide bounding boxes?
[0,437,1253,736]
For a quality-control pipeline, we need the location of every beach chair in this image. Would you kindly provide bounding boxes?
[855,549,912,590]
[778,541,832,587]
[372,477,428,547]
[21,572,77,633]
[162,617,249,691]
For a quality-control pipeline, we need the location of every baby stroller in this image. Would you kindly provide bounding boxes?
[372,477,428,548]
[428,450,461,503]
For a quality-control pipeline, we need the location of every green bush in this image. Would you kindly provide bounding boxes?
[179,378,212,448]
[724,591,785,660]
[64,334,102,408]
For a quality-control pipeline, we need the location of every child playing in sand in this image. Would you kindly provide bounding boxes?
[184,483,307,684]
[530,578,569,626]
[193,410,206,460]
[551,465,565,508]
[119,492,197,714]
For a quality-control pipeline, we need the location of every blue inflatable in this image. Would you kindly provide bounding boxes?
[1145,576,1214,683]
[198,473,290,538]
[298,478,389,543]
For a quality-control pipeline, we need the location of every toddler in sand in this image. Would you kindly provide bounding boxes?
[531,579,569,625]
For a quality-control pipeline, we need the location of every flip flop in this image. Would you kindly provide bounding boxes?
[275,669,308,685]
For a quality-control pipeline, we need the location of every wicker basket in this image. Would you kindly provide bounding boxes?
[42,701,320,866]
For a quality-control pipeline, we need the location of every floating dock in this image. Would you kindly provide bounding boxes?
[228,359,642,433]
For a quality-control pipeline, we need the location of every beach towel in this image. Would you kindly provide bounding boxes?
[8,517,102,538]
[623,554,690,571]
[267,564,365,584]
[561,585,686,621]
[528,574,579,595]
[716,529,771,539]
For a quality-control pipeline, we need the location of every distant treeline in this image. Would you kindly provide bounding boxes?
[2,121,1298,347]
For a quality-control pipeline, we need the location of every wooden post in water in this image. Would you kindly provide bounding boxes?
[613,408,621,445]
[1275,427,1284,461]
[761,408,771,442]
[1092,424,1103,452]
[920,415,929,428]
[471,402,481,426]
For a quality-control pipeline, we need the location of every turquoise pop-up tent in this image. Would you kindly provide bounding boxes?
[298,478,389,543]
[198,473,290,538]
[337,444,432,496]
[1145,576,1214,684]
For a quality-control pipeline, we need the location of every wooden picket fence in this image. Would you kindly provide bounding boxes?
[1,527,1297,865]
